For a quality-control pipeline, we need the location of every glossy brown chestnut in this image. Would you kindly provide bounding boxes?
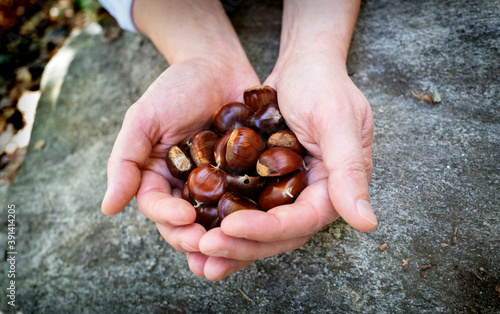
[243,85,278,111]
[258,170,307,211]
[213,102,254,134]
[256,147,303,177]
[181,182,196,205]
[213,132,231,171]
[189,130,219,167]
[226,127,265,174]
[267,130,306,156]
[195,205,220,230]
[187,165,227,204]
[165,145,196,181]
[226,174,266,199]
[245,103,284,135]
[218,192,260,219]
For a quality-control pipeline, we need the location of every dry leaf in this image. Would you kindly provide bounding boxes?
[402,258,409,266]
[412,91,434,104]
[379,243,388,251]
[412,86,442,105]
[34,139,45,150]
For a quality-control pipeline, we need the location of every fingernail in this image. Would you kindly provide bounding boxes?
[356,199,378,226]
[204,249,228,257]
[180,242,198,252]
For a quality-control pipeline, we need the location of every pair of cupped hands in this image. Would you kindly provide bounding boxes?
[101,48,377,280]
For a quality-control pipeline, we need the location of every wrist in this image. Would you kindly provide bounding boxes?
[274,0,360,74]
[133,0,249,66]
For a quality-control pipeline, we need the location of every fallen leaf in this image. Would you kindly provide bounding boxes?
[412,91,435,104]
[402,258,409,266]
[379,243,388,251]
[34,139,45,150]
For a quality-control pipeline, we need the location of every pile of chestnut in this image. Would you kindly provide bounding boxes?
[166,85,307,230]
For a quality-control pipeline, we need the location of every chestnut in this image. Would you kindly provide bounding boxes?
[195,205,220,230]
[243,85,278,111]
[165,145,196,181]
[218,192,260,219]
[226,174,266,199]
[213,132,231,171]
[258,170,307,211]
[226,127,265,174]
[187,165,227,204]
[246,103,284,135]
[267,130,306,156]
[181,182,195,205]
[189,130,219,167]
[256,147,303,177]
[213,102,254,134]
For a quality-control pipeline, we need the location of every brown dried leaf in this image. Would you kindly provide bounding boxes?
[412,91,435,105]
[34,139,45,150]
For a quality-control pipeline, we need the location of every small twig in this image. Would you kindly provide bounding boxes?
[452,226,458,244]
[237,287,255,304]
[473,270,484,282]
[420,263,434,271]
[43,188,54,212]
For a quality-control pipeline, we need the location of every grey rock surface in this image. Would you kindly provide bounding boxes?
[1,0,499,313]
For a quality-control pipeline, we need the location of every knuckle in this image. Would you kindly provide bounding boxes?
[342,158,368,179]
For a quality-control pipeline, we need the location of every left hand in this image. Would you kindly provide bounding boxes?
[192,51,376,280]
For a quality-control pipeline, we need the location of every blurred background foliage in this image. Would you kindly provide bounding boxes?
[0,0,119,183]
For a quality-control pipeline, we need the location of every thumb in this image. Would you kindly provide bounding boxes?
[101,106,153,215]
[319,105,377,232]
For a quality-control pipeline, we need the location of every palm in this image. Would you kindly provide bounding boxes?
[102,58,259,213]
[193,57,375,279]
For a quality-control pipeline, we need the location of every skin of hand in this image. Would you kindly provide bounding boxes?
[101,0,260,280]
[192,0,377,280]
[102,0,377,281]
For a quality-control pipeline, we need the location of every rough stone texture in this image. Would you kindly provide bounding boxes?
[1,0,499,313]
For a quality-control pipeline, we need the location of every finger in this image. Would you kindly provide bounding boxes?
[186,252,209,277]
[156,222,206,252]
[318,100,377,232]
[136,169,196,225]
[203,257,254,281]
[221,179,339,241]
[199,228,310,260]
[101,105,157,215]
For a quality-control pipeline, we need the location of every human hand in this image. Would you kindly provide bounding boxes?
[101,0,266,280]
[101,55,260,270]
[194,0,376,280]
[195,52,376,277]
